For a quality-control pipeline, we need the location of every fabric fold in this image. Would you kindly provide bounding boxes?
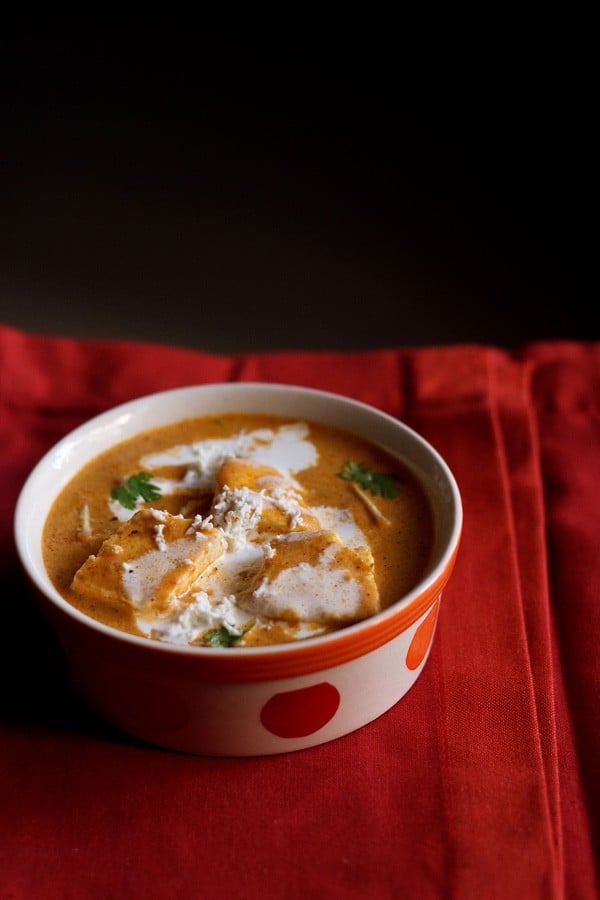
[411,347,560,897]
[1,324,598,900]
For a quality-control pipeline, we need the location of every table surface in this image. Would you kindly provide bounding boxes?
[1,329,598,899]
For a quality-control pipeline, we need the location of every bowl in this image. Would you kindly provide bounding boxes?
[14,382,462,756]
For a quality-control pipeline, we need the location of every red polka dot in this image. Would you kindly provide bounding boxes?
[406,600,440,670]
[260,682,340,738]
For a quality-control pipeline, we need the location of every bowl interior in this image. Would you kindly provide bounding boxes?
[15,382,462,647]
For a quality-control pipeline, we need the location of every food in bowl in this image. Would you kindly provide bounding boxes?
[42,413,434,649]
[15,383,461,755]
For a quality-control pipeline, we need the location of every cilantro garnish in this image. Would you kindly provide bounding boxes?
[337,461,399,499]
[202,625,253,648]
[111,472,162,510]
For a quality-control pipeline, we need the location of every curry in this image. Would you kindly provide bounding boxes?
[43,414,434,647]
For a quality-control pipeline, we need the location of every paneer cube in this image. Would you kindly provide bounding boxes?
[71,508,226,613]
[240,529,380,624]
[212,458,320,535]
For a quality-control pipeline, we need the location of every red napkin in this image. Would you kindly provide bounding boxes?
[1,325,598,899]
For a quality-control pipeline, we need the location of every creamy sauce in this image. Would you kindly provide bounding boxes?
[42,414,434,647]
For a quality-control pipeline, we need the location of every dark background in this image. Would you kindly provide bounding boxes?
[1,20,597,354]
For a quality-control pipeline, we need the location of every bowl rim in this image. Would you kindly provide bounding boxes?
[14,382,463,677]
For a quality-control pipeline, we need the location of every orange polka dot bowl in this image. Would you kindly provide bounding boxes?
[14,383,462,756]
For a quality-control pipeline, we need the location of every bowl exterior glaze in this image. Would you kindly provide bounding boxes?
[36,585,444,755]
[15,383,461,756]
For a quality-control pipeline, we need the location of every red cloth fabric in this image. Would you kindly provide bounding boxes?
[0,324,598,899]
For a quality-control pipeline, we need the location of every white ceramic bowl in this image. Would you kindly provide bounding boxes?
[14,383,462,756]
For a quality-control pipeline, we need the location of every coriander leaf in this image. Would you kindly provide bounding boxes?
[111,485,137,510]
[111,471,162,510]
[129,472,162,503]
[202,625,253,648]
[337,460,399,499]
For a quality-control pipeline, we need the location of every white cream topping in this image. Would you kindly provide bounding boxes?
[246,543,362,622]
[142,543,265,642]
[211,486,264,549]
[105,421,376,644]
[148,591,254,644]
[153,523,167,552]
[140,422,317,485]
[314,506,367,548]
[108,497,136,522]
[266,485,305,527]
[122,538,198,608]
[131,503,370,639]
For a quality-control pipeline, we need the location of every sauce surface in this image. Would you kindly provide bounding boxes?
[43,413,434,647]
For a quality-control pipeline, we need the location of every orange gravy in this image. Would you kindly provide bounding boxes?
[43,414,434,645]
